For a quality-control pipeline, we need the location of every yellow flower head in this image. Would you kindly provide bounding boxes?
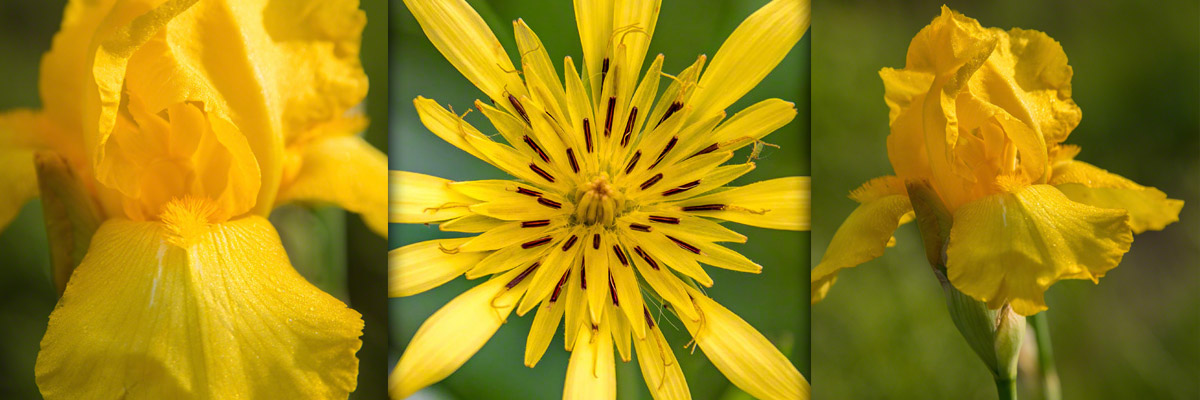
[392,0,810,398]
[0,0,386,397]
[811,7,1183,316]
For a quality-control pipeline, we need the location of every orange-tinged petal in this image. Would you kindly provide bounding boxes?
[680,287,808,400]
[35,205,361,399]
[1050,160,1183,233]
[946,184,1132,315]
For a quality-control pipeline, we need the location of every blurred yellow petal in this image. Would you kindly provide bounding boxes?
[402,0,527,104]
[563,323,617,400]
[673,177,809,231]
[389,170,478,223]
[279,133,387,235]
[1050,160,1183,233]
[0,110,40,230]
[811,193,912,303]
[389,237,483,297]
[946,185,1132,316]
[680,287,808,400]
[36,207,361,399]
[688,0,807,123]
[525,298,565,367]
[391,266,531,399]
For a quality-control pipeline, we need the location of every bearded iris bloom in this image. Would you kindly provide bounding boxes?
[0,0,386,398]
[810,7,1183,316]
[391,0,810,398]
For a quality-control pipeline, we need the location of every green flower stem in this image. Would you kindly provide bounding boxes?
[1030,312,1061,400]
[995,377,1017,400]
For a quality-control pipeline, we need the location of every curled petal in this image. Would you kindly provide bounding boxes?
[947,184,1132,315]
[811,178,913,303]
[1050,160,1183,233]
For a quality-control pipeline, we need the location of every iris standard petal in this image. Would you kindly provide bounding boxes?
[946,184,1133,315]
[35,207,362,399]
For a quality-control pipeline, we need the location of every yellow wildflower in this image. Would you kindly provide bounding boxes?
[811,7,1183,316]
[0,0,386,398]
[391,0,810,399]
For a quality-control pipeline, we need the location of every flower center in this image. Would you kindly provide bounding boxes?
[574,173,623,226]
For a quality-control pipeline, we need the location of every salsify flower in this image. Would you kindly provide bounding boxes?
[810,7,1183,316]
[0,0,386,397]
[391,0,810,398]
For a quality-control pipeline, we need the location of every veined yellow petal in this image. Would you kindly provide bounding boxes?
[585,230,613,323]
[674,177,810,231]
[402,0,527,104]
[517,229,584,316]
[573,0,614,99]
[633,316,690,400]
[563,322,617,400]
[687,0,807,123]
[389,170,478,223]
[412,96,492,162]
[680,287,808,400]
[606,237,645,338]
[611,0,662,95]
[36,209,361,399]
[459,219,565,252]
[389,237,483,297]
[440,214,507,233]
[525,297,566,367]
[811,190,912,303]
[946,184,1132,316]
[684,98,797,159]
[623,240,698,322]
[514,19,569,123]
[0,110,40,230]
[1050,160,1183,233]
[391,266,532,399]
[278,134,387,235]
[620,224,713,287]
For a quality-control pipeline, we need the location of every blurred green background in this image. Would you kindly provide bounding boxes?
[390,0,809,398]
[811,1,1199,399]
[0,0,388,398]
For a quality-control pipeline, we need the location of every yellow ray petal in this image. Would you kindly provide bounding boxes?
[402,0,527,104]
[459,218,565,252]
[946,184,1132,316]
[620,224,712,287]
[699,98,797,156]
[514,19,569,123]
[811,177,912,303]
[36,208,361,399]
[279,134,387,235]
[1050,160,1183,233]
[563,322,617,400]
[674,177,810,231]
[389,237,484,297]
[633,314,690,400]
[573,0,614,100]
[517,229,584,316]
[0,110,40,230]
[686,0,807,123]
[525,297,566,367]
[585,231,613,324]
[606,235,646,339]
[611,0,662,94]
[623,240,698,322]
[391,266,531,399]
[440,214,508,233]
[389,170,478,223]
[680,287,808,400]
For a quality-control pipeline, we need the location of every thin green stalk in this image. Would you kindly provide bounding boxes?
[1029,313,1061,400]
[995,377,1017,400]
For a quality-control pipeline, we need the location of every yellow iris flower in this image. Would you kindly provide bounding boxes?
[811,7,1183,316]
[391,0,809,399]
[0,0,386,398]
